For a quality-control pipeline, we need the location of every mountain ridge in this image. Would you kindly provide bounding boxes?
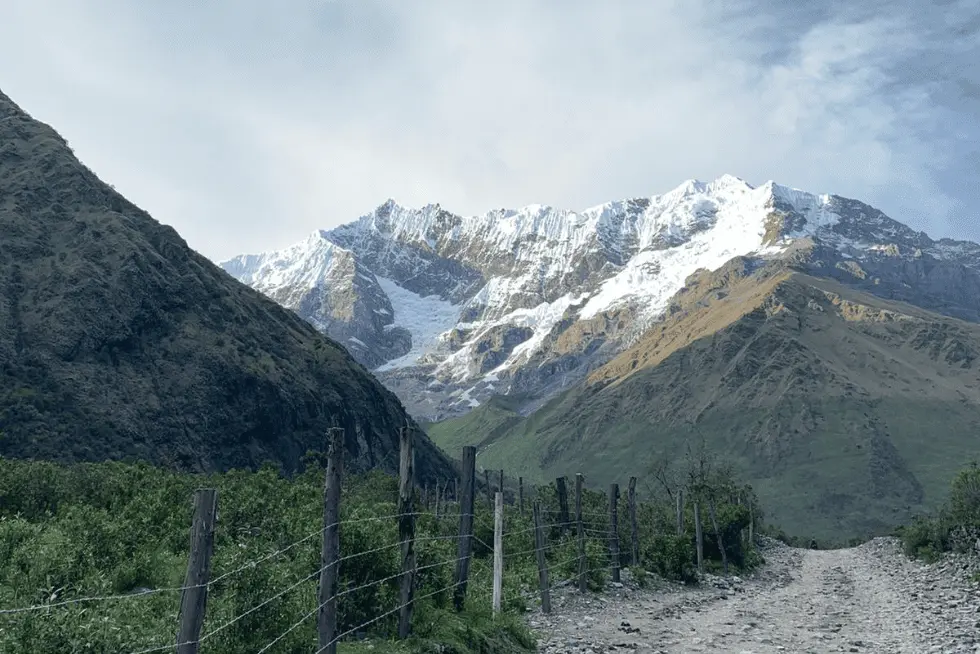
[223,176,980,421]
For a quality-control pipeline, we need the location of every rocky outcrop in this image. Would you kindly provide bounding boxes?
[222,234,414,367]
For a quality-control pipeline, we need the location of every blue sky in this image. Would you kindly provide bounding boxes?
[1,0,977,261]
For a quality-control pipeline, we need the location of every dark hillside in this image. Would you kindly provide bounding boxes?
[0,89,453,481]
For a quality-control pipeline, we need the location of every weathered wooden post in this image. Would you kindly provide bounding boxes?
[694,499,705,575]
[318,427,344,654]
[576,473,587,593]
[398,426,417,638]
[608,483,620,583]
[454,446,477,611]
[434,481,442,518]
[498,470,504,504]
[492,491,504,615]
[556,476,570,536]
[532,500,551,613]
[737,492,746,550]
[518,476,525,516]
[707,496,728,575]
[676,488,684,535]
[176,488,218,654]
[628,476,639,567]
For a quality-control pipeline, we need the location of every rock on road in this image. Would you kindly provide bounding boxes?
[531,538,980,654]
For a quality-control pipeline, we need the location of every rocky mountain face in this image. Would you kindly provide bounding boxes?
[0,89,455,482]
[224,176,980,422]
[429,257,980,539]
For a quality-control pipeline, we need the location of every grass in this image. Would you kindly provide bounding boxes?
[427,396,523,460]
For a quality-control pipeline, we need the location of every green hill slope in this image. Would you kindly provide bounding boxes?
[430,259,980,539]
[0,89,453,481]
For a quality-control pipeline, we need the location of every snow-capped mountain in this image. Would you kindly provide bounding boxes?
[221,175,980,419]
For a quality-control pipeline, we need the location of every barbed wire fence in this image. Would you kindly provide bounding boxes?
[0,427,756,652]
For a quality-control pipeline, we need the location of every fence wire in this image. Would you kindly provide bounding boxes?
[2,480,672,653]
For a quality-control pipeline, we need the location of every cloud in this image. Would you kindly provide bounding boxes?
[0,0,976,260]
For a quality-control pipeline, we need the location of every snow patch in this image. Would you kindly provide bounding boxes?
[374,277,461,370]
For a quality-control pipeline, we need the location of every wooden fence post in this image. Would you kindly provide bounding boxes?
[492,491,504,615]
[318,427,344,654]
[676,488,684,536]
[519,477,524,516]
[627,477,639,567]
[694,499,704,575]
[435,481,442,519]
[707,496,728,575]
[608,483,620,583]
[575,473,586,593]
[498,470,504,504]
[556,476,570,536]
[176,488,218,654]
[737,492,745,550]
[532,500,551,614]
[454,446,477,611]
[398,426,417,639]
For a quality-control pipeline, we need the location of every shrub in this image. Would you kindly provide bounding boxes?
[900,462,980,562]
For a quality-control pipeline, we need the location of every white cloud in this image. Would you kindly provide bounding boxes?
[0,0,976,260]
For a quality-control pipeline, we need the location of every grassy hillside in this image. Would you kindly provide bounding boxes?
[426,395,523,459]
[0,88,453,481]
[430,262,980,541]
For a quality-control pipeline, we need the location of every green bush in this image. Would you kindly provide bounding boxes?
[949,462,980,528]
[645,533,696,583]
[900,462,980,561]
[0,458,534,654]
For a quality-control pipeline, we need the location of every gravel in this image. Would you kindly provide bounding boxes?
[529,537,980,653]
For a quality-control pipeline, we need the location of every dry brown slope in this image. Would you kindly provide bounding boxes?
[0,89,454,481]
[462,259,980,539]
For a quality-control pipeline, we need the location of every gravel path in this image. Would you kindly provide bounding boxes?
[531,538,980,653]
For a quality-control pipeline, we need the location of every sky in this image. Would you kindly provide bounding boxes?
[1,0,978,262]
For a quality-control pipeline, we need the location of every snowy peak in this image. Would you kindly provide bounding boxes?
[222,229,347,290]
[224,175,980,419]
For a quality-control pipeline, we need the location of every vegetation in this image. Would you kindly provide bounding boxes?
[896,462,980,563]
[0,457,533,653]
[428,269,980,542]
[0,451,763,653]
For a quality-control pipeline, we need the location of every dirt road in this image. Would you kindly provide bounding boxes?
[531,538,980,653]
